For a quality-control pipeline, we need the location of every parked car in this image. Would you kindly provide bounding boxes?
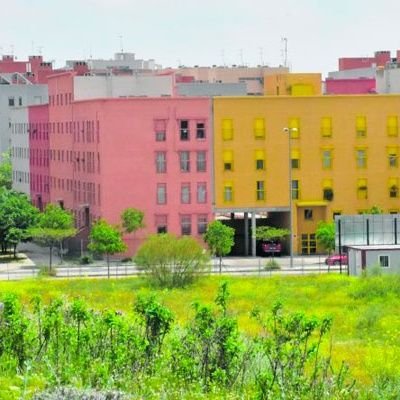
[325,253,348,266]
[258,240,282,257]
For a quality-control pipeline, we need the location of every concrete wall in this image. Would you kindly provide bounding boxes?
[325,78,376,94]
[177,82,247,96]
[376,68,400,93]
[328,68,376,79]
[73,75,174,100]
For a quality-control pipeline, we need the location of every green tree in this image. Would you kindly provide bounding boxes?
[29,204,77,270]
[88,219,127,278]
[315,221,335,254]
[0,152,12,190]
[135,233,210,288]
[366,205,384,214]
[255,226,290,241]
[121,207,145,234]
[0,189,39,255]
[204,220,235,273]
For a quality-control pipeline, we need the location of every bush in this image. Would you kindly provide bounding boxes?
[79,255,93,265]
[265,259,280,271]
[33,387,128,400]
[135,233,210,288]
[37,265,57,277]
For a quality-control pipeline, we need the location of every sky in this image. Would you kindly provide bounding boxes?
[2,0,400,77]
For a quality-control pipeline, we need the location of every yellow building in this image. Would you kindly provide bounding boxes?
[264,72,322,96]
[213,95,400,255]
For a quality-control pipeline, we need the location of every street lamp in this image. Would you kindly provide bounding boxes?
[283,127,297,268]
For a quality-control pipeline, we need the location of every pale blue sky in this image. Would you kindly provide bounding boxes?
[2,0,400,77]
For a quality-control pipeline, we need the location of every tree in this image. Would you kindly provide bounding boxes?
[366,205,384,214]
[88,219,127,278]
[204,220,235,273]
[29,204,77,270]
[0,152,12,190]
[0,189,39,256]
[315,221,335,254]
[135,233,210,288]
[255,226,290,241]
[121,207,145,234]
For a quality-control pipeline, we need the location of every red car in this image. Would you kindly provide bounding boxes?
[325,254,348,266]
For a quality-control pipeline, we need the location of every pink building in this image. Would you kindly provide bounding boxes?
[325,78,376,94]
[338,50,392,71]
[41,72,212,252]
[0,55,64,84]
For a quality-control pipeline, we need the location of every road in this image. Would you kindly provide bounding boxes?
[0,245,347,280]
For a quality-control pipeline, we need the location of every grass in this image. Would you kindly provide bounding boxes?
[0,273,399,386]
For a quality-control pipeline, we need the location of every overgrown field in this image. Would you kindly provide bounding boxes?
[0,273,399,399]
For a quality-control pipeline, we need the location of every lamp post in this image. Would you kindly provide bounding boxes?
[283,127,297,268]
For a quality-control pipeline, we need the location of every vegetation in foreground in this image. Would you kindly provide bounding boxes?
[0,274,399,398]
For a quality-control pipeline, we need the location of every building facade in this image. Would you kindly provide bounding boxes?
[213,95,400,255]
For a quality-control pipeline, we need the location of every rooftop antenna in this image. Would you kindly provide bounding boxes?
[239,49,244,66]
[31,41,34,54]
[10,45,14,56]
[259,47,264,66]
[281,37,288,68]
[119,35,124,53]
[221,49,226,66]
[37,46,43,55]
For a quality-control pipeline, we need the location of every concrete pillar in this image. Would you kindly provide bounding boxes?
[251,212,256,257]
[244,212,249,256]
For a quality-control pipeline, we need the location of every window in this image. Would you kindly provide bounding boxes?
[154,119,167,141]
[223,150,233,171]
[291,148,300,169]
[181,215,191,235]
[357,178,368,200]
[181,183,191,204]
[255,149,265,170]
[321,117,332,137]
[196,151,206,172]
[304,209,313,220]
[322,179,334,201]
[387,146,398,167]
[223,182,233,202]
[157,183,167,204]
[254,118,265,139]
[180,120,189,140]
[379,255,389,268]
[356,148,367,168]
[197,215,208,234]
[256,181,265,201]
[18,97,22,106]
[155,152,166,173]
[387,116,398,137]
[389,177,399,198]
[288,118,300,138]
[291,180,300,200]
[196,122,205,139]
[356,116,367,137]
[322,149,332,169]
[8,97,15,107]
[197,182,207,203]
[155,214,168,233]
[179,151,190,172]
[222,118,233,140]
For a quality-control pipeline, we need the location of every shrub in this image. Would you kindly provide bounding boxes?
[251,302,356,399]
[265,259,280,271]
[79,255,93,265]
[33,387,128,400]
[37,265,57,277]
[134,233,210,288]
